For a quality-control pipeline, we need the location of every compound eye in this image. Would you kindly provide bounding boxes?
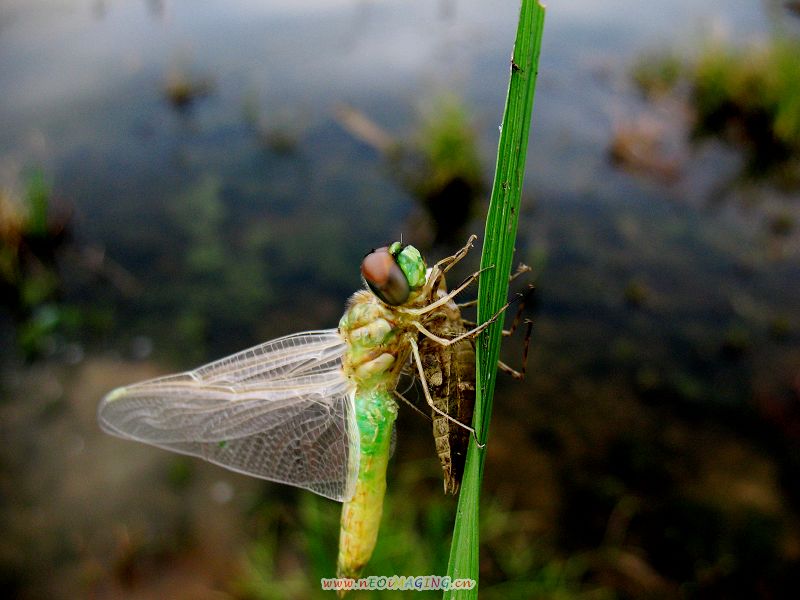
[361,247,410,306]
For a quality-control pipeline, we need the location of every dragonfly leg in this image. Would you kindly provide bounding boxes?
[497,320,533,380]
[424,235,477,296]
[408,337,485,448]
[393,388,432,422]
[503,284,535,337]
[497,360,521,378]
[435,234,478,276]
[468,288,534,378]
[415,289,533,376]
[413,294,509,346]
[455,263,530,308]
[509,262,532,283]
[401,265,494,317]
[436,315,531,379]
[462,282,534,333]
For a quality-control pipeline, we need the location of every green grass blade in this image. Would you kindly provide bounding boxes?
[444,1,545,597]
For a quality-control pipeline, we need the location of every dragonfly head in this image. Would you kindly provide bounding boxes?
[362,242,426,306]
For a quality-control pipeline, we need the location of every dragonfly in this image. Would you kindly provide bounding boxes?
[97,236,494,582]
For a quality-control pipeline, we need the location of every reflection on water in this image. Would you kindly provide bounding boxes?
[336,95,485,246]
[2,0,800,598]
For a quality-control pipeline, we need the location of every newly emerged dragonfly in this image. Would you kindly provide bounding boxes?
[98,237,491,581]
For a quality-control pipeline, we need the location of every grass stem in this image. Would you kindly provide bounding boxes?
[443,2,545,597]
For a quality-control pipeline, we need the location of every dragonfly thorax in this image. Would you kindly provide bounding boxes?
[339,291,410,391]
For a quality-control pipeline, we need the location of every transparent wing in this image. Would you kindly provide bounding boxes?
[98,329,359,502]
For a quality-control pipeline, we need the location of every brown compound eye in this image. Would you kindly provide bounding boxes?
[361,246,410,306]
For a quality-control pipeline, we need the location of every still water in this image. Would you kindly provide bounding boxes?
[1,0,793,357]
[2,0,799,597]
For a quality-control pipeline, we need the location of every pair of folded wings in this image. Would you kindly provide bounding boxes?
[97,329,360,502]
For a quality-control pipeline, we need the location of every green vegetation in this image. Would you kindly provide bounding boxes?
[166,174,273,361]
[631,51,682,98]
[336,94,486,245]
[633,37,800,178]
[409,96,485,243]
[692,39,800,173]
[0,172,74,358]
[446,2,545,598]
[235,462,609,599]
[414,96,483,198]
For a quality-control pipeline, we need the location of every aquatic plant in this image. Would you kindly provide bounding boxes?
[410,95,485,243]
[691,39,800,172]
[0,172,72,358]
[445,1,545,598]
[234,462,607,599]
[632,37,800,179]
[631,51,683,99]
[335,95,485,245]
[166,174,272,359]
[164,68,213,110]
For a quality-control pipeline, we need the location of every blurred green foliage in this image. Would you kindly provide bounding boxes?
[233,461,611,599]
[692,39,800,171]
[379,94,486,245]
[412,96,485,244]
[412,95,484,205]
[25,172,51,237]
[165,174,273,361]
[631,51,683,98]
[0,172,75,358]
[633,37,800,178]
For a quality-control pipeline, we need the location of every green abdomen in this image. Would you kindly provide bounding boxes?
[337,388,397,579]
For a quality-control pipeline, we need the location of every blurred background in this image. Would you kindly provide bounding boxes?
[2,0,800,598]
